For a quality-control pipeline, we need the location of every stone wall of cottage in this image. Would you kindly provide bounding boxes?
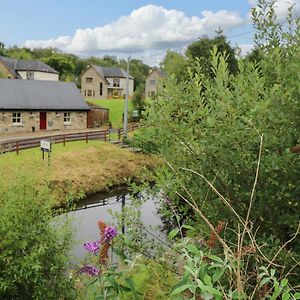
[0,111,87,133]
[145,70,163,98]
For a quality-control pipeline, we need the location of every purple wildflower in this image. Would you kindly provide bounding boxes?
[83,240,100,254]
[78,265,100,277]
[104,226,117,242]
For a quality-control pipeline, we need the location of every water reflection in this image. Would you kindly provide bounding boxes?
[65,189,164,261]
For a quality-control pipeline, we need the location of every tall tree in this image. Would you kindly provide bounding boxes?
[161,50,187,82]
[186,33,238,76]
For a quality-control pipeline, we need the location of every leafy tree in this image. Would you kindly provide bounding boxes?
[5,46,33,60]
[136,0,300,274]
[0,42,5,56]
[186,32,238,76]
[42,54,75,80]
[161,49,187,82]
[128,59,150,91]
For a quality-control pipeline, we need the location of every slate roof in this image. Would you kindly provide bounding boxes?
[0,56,59,75]
[92,65,134,80]
[0,79,89,111]
[149,68,166,78]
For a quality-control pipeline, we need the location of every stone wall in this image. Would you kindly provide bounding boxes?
[0,111,87,133]
[81,67,108,99]
[145,70,164,98]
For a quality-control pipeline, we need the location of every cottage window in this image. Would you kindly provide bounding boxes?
[100,82,103,95]
[113,78,120,87]
[64,112,71,123]
[86,77,93,83]
[12,112,22,124]
[149,80,156,86]
[87,90,92,96]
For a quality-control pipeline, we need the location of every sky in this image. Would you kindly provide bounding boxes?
[1,0,300,65]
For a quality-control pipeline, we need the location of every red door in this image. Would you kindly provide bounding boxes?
[40,112,47,130]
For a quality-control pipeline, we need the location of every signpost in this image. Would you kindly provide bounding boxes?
[40,140,51,166]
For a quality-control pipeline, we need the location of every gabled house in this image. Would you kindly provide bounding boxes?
[0,56,59,81]
[0,79,89,133]
[145,68,166,97]
[81,65,134,99]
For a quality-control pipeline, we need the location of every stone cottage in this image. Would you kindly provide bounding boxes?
[0,79,89,133]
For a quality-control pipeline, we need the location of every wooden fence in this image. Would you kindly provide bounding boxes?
[0,129,109,155]
[117,123,140,140]
[0,124,141,155]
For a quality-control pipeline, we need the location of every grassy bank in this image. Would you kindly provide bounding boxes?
[0,140,156,206]
[88,98,133,128]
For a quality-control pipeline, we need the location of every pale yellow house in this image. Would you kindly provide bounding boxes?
[0,56,59,81]
[81,65,134,99]
[145,68,166,97]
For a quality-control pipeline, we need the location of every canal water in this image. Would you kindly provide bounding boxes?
[63,188,165,261]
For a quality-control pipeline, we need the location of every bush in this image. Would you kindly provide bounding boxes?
[0,180,75,300]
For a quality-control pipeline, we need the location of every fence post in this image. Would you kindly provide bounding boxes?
[63,134,66,147]
[104,130,107,142]
[16,141,19,155]
[118,129,121,141]
[86,132,88,143]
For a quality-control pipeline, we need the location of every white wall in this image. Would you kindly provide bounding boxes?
[17,71,59,81]
[106,77,134,96]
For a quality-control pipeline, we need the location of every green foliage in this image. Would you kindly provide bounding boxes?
[186,32,238,76]
[0,180,75,299]
[132,84,147,115]
[42,54,76,80]
[161,50,187,82]
[138,0,300,282]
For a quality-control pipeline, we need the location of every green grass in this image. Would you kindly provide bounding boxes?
[88,99,133,128]
[0,140,156,205]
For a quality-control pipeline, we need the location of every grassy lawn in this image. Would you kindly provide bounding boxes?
[0,140,156,206]
[88,99,133,128]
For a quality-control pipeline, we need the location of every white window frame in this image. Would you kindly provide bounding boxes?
[113,78,120,87]
[63,112,71,124]
[12,112,22,125]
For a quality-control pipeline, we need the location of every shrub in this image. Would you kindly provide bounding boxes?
[0,180,75,300]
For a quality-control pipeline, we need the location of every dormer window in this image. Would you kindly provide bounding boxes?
[26,71,34,80]
[113,78,120,87]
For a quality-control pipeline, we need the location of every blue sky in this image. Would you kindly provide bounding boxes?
[1,0,299,64]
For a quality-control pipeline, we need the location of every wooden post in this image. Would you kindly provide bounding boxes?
[16,141,19,155]
[63,134,66,147]
[86,132,88,143]
[118,129,121,141]
[104,130,107,142]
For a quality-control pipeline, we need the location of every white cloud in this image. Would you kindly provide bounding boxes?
[238,44,254,56]
[248,0,300,20]
[24,5,245,55]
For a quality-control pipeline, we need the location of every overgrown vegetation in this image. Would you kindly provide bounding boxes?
[0,181,75,299]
